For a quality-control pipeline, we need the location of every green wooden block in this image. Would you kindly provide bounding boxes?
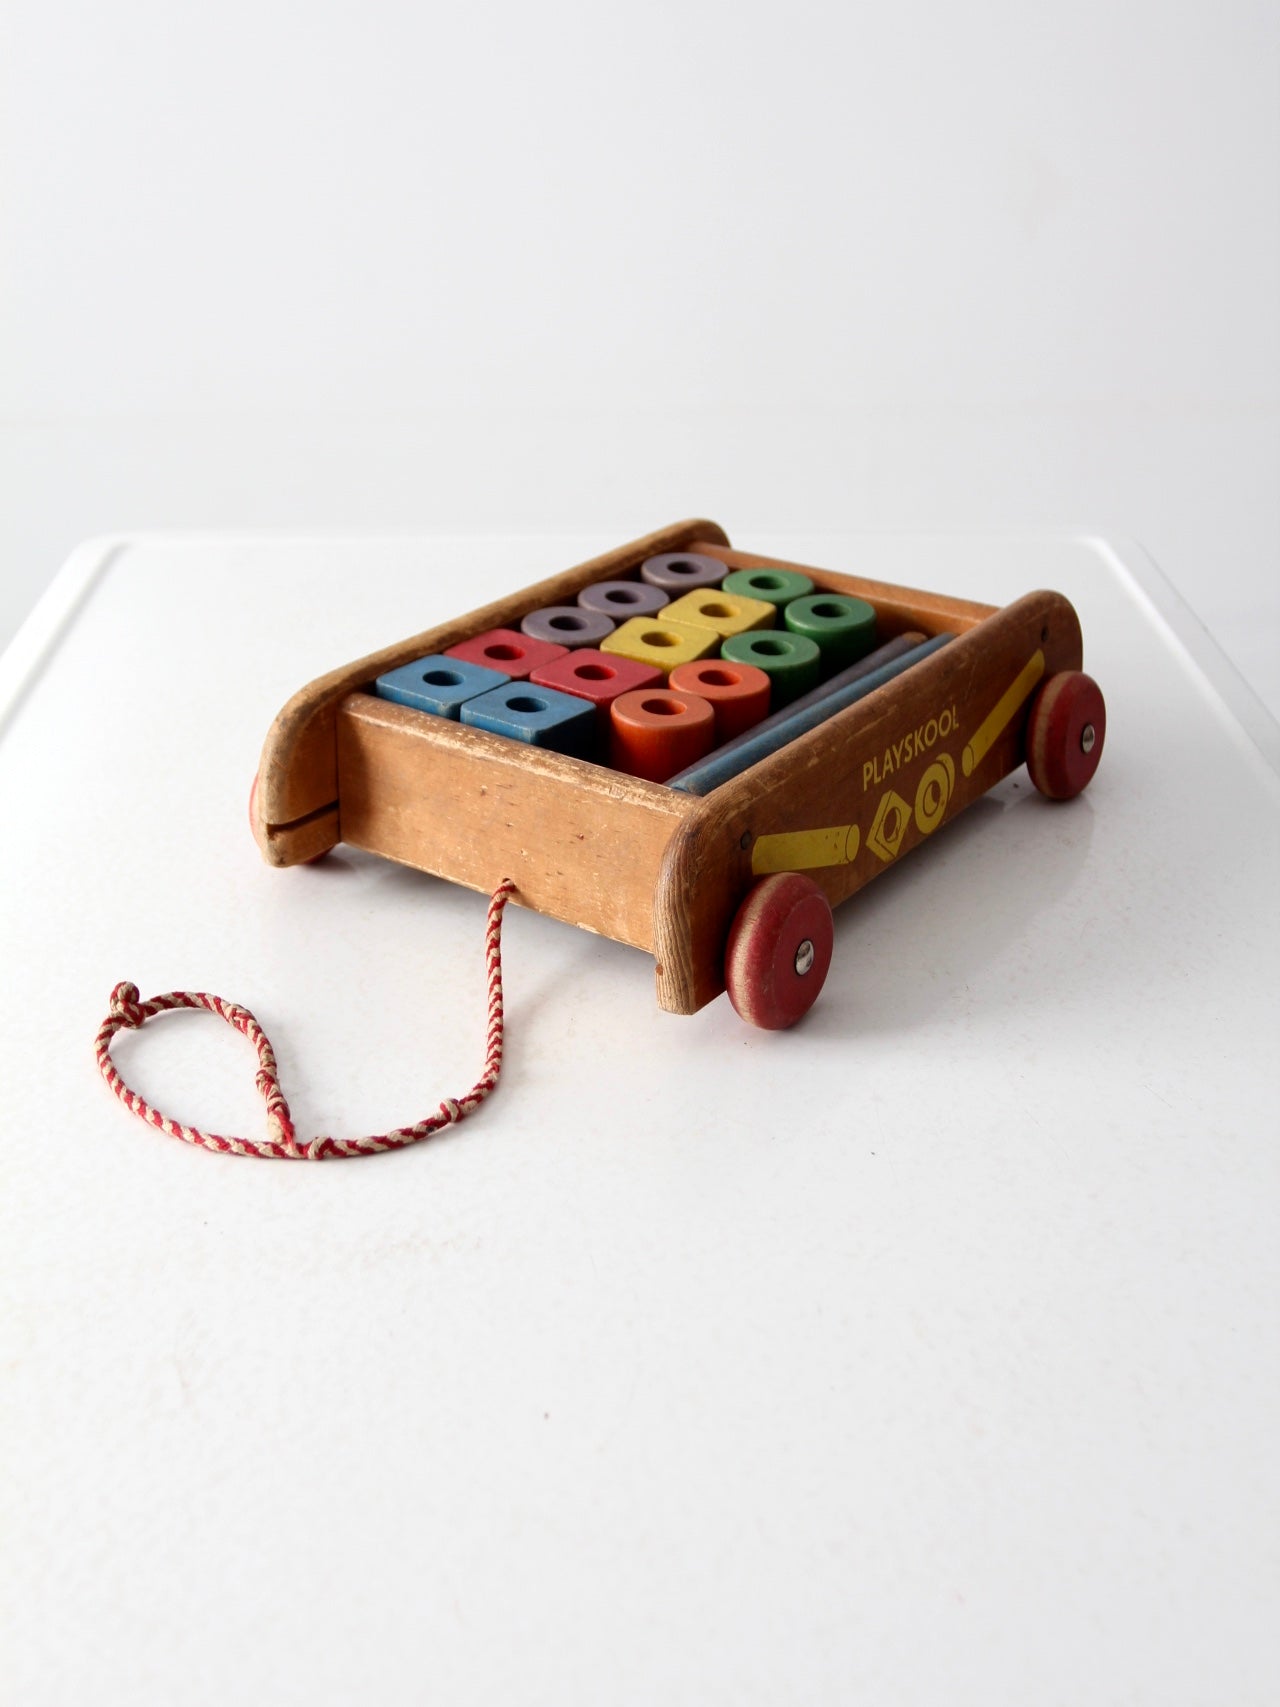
[783,593,877,671]
[720,631,821,707]
[721,567,814,609]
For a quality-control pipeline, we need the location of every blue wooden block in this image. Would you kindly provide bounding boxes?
[375,655,510,717]
[460,681,598,759]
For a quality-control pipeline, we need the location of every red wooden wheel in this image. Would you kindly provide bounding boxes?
[1026,671,1106,800]
[725,872,834,1030]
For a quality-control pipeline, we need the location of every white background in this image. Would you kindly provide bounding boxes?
[1,0,1277,712]
[2,534,1278,1705]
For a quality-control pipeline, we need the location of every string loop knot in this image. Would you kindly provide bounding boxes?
[94,880,517,1161]
[109,981,146,1029]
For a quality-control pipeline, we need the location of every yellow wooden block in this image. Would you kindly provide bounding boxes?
[661,588,777,639]
[600,616,721,675]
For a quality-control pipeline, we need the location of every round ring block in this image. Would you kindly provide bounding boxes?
[668,659,772,742]
[1025,670,1107,800]
[577,579,670,619]
[725,872,835,1030]
[521,606,616,649]
[721,567,814,608]
[609,689,716,782]
[783,594,878,671]
[720,630,822,706]
[639,552,726,593]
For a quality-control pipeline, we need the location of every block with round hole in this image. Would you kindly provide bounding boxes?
[661,588,776,640]
[520,606,616,650]
[638,551,726,593]
[459,681,597,759]
[577,579,670,620]
[719,630,822,706]
[668,659,772,742]
[445,627,568,681]
[529,648,665,736]
[721,567,814,609]
[600,615,720,676]
[375,654,511,718]
[609,689,717,782]
[783,593,877,671]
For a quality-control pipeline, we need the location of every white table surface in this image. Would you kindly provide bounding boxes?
[2,532,1278,1706]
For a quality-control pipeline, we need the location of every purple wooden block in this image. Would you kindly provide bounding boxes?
[521,606,616,649]
[639,552,726,593]
[577,579,670,619]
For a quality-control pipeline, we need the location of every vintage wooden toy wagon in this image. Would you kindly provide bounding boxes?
[250,519,1106,1029]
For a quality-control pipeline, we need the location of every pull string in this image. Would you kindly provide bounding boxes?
[93,879,518,1160]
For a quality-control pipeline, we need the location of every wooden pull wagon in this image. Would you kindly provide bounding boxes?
[251,520,1106,1028]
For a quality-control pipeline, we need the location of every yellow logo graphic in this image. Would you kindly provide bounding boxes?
[962,651,1044,777]
[867,789,912,862]
[913,754,955,836]
[752,823,860,875]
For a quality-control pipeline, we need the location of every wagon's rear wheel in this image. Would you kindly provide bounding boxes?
[725,873,834,1030]
[1025,671,1106,800]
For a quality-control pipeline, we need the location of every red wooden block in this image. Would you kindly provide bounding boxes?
[445,627,568,681]
[668,659,772,743]
[529,649,664,734]
[609,689,716,783]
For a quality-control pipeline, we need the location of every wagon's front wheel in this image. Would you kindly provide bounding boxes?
[725,873,834,1030]
[1025,670,1106,800]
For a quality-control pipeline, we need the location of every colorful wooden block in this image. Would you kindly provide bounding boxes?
[721,567,814,608]
[521,606,617,649]
[445,627,568,681]
[529,649,665,734]
[661,588,776,640]
[668,659,772,742]
[600,616,721,675]
[459,681,597,759]
[668,635,950,794]
[639,552,726,593]
[577,579,670,619]
[783,593,877,671]
[669,633,927,788]
[609,689,717,783]
[719,631,822,706]
[375,654,510,718]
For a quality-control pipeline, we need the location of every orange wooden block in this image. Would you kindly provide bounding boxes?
[609,689,716,783]
[668,659,772,742]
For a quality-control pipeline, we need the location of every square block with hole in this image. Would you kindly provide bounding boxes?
[459,680,597,759]
[599,616,721,676]
[375,654,510,718]
[445,627,568,680]
[661,588,777,639]
[528,648,665,734]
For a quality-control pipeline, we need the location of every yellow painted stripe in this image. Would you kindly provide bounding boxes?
[962,650,1045,777]
[752,823,860,874]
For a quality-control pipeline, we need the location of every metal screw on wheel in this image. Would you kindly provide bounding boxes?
[724,872,834,1030]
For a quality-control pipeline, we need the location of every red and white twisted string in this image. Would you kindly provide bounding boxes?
[94,878,517,1160]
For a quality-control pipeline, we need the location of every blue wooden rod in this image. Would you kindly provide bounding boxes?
[668,632,953,795]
